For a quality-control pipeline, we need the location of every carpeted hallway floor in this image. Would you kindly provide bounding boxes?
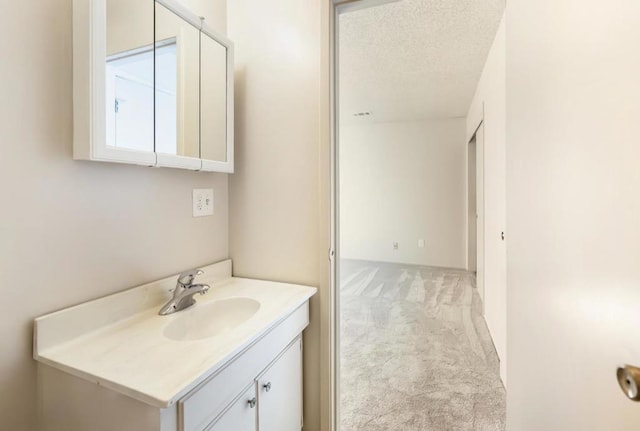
[339,259,506,431]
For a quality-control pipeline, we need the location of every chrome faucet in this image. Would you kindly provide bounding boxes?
[159,269,210,315]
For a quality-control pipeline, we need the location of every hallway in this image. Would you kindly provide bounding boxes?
[340,259,505,431]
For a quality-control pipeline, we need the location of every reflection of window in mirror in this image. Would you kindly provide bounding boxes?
[105,46,154,151]
[105,40,177,153]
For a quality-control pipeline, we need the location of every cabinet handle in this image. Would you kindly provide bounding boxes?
[263,382,272,392]
[248,397,257,408]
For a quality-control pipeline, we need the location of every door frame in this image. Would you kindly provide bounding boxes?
[468,134,478,273]
[327,2,404,430]
[470,121,486,313]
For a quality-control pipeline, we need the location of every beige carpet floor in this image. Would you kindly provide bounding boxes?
[339,259,506,431]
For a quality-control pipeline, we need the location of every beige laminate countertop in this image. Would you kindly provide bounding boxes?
[34,260,316,408]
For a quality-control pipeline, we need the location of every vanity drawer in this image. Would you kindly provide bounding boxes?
[179,303,309,431]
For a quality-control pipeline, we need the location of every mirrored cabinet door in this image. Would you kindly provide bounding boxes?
[155,2,201,170]
[200,26,234,173]
[200,31,228,163]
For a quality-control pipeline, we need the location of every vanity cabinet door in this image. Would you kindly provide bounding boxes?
[257,338,303,431]
[206,385,257,431]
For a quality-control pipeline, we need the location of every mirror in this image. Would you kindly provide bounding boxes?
[105,0,154,153]
[155,2,200,159]
[200,30,228,162]
[86,0,233,170]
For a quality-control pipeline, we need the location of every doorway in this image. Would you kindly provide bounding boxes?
[333,1,504,429]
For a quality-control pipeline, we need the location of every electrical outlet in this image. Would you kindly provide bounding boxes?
[418,239,425,248]
[193,189,214,217]
[393,242,399,250]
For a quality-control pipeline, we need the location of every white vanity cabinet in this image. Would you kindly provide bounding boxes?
[34,260,316,431]
[37,312,307,431]
[206,338,302,431]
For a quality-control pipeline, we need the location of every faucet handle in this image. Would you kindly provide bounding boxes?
[177,269,204,286]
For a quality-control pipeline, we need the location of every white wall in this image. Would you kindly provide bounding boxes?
[506,0,640,428]
[466,15,507,384]
[339,119,467,269]
[227,1,324,430]
[0,2,228,430]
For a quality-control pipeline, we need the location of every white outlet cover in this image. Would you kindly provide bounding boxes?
[193,189,214,217]
[418,239,425,248]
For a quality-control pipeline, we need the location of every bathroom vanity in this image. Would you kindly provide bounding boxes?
[34,260,316,431]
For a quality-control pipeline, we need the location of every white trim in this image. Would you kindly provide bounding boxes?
[201,158,234,173]
[329,4,339,429]
[156,153,202,170]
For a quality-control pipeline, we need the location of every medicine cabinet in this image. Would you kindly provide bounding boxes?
[73,0,234,172]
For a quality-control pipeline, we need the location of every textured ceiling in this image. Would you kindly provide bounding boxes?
[339,0,505,124]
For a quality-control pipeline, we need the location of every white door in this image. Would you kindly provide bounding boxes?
[258,338,303,431]
[206,386,257,431]
[507,0,640,428]
[475,123,485,308]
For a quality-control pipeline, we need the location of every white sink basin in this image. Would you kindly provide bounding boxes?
[164,297,261,341]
